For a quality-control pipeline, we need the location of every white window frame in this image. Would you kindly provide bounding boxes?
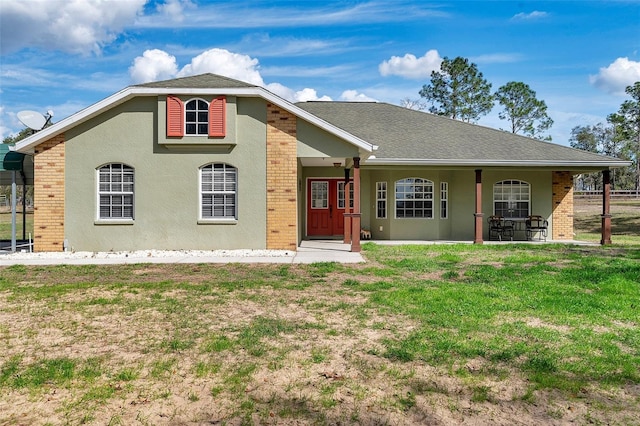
[440,182,448,219]
[376,181,387,219]
[493,180,530,218]
[97,163,134,221]
[395,177,434,219]
[337,181,354,209]
[200,163,237,221]
[185,98,209,136]
[310,181,328,209]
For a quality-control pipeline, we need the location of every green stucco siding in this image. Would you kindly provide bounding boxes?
[297,119,360,158]
[64,96,268,251]
[360,168,553,242]
[157,95,238,146]
[482,170,553,240]
[363,169,444,240]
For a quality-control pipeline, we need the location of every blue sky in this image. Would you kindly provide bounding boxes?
[1,0,639,145]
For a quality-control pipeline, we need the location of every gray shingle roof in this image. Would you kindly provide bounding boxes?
[296,101,623,166]
[135,73,257,89]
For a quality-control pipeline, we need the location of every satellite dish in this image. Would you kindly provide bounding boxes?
[17,110,52,131]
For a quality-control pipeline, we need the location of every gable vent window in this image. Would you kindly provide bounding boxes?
[166,95,226,138]
[98,163,134,220]
[186,99,209,135]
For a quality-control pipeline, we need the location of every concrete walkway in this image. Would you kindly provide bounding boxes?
[295,240,365,263]
[0,240,365,266]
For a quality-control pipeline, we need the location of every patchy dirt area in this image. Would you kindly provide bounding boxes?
[574,196,640,214]
[573,197,640,244]
[0,260,638,426]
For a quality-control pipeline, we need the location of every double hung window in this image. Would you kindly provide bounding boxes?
[376,182,387,219]
[201,163,237,219]
[98,163,134,220]
[395,178,434,218]
[493,180,530,218]
[440,182,448,219]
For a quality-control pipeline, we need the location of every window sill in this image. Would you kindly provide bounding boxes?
[94,219,134,225]
[394,217,435,220]
[160,141,236,153]
[161,138,236,144]
[198,219,238,225]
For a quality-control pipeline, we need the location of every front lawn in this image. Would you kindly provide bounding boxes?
[0,244,639,425]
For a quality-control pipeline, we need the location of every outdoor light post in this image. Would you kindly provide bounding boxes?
[11,170,17,252]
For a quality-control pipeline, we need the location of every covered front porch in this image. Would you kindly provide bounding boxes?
[298,161,618,251]
[299,156,364,252]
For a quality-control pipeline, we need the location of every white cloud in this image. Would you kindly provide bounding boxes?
[470,53,522,64]
[0,0,146,55]
[177,49,265,86]
[0,106,11,141]
[340,90,377,102]
[590,57,640,95]
[128,48,333,102]
[237,33,351,58]
[295,88,332,102]
[156,0,195,23]
[264,83,294,100]
[511,11,549,21]
[261,65,354,78]
[379,49,443,79]
[1,97,106,140]
[134,2,449,29]
[0,66,59,88]
[266,83,332,103]
[129,49,179,84]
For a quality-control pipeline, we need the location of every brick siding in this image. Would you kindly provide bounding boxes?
[552,171,574,240]
[33,135,65,251]
[266,104,298,251]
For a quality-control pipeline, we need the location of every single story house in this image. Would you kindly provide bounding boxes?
[14,73,628,252]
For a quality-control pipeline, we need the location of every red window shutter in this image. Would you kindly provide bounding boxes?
[209,96,226,137]
[166,95,184,137]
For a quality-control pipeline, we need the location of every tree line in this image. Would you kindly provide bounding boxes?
[570,82,640,192]
[408,56,639,191]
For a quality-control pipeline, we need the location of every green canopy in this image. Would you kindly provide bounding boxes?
[1,144,26,171]
[1,144,33,249]
[0,144,33,185]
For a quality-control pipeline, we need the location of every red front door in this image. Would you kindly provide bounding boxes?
[307,179,349,236]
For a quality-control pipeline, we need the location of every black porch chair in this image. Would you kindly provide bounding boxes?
[488,215,514,241]
[525,215,548,241]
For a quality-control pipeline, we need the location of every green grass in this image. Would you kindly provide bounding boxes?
[0,210,34,240]
[364,244,640,392]
[0,244,638,424]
